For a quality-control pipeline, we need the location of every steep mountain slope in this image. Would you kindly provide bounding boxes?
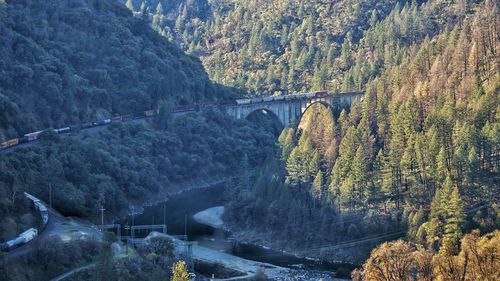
[124,0,404,95]
[126,0,490,97]
[0,0,230,140]
[223,0,498,263]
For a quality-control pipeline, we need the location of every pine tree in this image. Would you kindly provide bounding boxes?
[278,128,296,162]
[436,146,448,183]
[286,147,302,186]
[443,185,464,251]
[340,32,353,70]
[311,170,323,201]
[156,2,164,15]
[352,145,367,191]
[125,0,134,11]
[308,149,320,182]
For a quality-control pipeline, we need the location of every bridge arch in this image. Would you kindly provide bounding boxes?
[245,108,284,135]
[295,100,331,129]
[226,92,364,129]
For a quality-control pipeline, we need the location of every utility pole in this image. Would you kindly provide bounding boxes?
[49,182,52,209]
[131,207,135,228]
[100,207,105,231]
[163,203,166,226]
[184,214,187,239]
[124,224,130,256]
[184,213,189,268]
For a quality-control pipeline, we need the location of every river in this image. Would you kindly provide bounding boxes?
[118,183,354,279]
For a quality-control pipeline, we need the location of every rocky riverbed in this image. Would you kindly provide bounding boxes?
[193,206,348,281]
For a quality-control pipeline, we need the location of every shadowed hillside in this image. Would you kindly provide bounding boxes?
[0,0,231,140]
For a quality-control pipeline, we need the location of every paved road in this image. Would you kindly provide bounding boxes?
[50,263,96,281]
[48,242,122,281]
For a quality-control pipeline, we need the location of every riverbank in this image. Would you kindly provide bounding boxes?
[193,206,350,263]
[193,207,351,280]
[163,232,288,280]
[193,206,225,228]
[112,176,231,222]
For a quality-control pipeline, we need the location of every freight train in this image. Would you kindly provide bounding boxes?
[0,228,38,251]
[235,91,329,105]
[24,192,49,225]
[0,109,160,151]
[0,103,220,151]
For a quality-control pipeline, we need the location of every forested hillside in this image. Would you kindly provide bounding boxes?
[0,1,279,280]
[224,0,499,264]
[0,0,498,279]
[125,0,404,95]
[0,0,230,140]
[124,0,493,97]
[0,108,275,236]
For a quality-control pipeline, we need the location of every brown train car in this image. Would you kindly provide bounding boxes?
[121,114,134,121]
[1,138,19,149]
[111,115,123,121]
[314,91,328,98]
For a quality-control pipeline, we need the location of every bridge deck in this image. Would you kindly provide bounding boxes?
[234,91,362,106]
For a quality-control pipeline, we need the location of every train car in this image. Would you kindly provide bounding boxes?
[314,91,328,98]
[273,95,285,102]
[173,105,190,112]
[0,228,38,251]
[81,122,93,129]
[54,127,71,134]
[236,99,251,105]
[134,112,146,119]
[70,124,82,131]
[262,96,274,102]
[24,192,39,202]
[18,136,29,144]
[250,97,264,104]
[121,114,134,121]
[144,109,156,117]
[294,92,309,99]
[111,115,123,121]
[19,228,38,242]
[92,119,112,126]
[36,203,49,225]
[305,92,316,98]
[1,138,19,149]
[24,193,49,225]
[24,131,43,141]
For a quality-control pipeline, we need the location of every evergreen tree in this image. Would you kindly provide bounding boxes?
[125,0,134,11]
[311,170,323,201]
[156,2,164,15]
[278,128,296,162]
[443,185,465,250]
[286,147,303,186]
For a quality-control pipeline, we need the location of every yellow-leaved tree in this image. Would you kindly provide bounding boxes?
[171,260,190,281]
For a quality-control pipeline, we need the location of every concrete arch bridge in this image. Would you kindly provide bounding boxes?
[226,91,363,128]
